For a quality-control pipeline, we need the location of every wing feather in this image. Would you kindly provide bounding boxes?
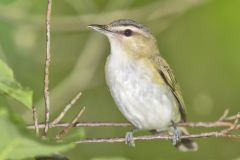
[150,55,187,122]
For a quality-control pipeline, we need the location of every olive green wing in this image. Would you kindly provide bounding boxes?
[150,55,187,122]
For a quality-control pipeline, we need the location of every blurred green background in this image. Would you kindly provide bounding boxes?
[0,0,240,159]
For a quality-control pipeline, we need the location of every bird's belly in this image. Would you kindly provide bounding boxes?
[106,56,180,130]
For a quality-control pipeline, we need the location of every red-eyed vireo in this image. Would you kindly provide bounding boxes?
[88,19,198,151]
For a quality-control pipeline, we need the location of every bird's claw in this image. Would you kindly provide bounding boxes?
[172,127,181,145]
[125,131,135,147]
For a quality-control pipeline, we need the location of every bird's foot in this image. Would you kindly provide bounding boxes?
[172,127,181,145]
[171,121,181,145]
[125,131,135,147]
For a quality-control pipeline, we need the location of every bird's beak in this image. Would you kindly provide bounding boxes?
[88,24,109,34]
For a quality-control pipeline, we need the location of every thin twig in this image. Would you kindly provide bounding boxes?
[43,0,52,136]
[27,109,240,144]
[218,109,229,121]
[222,112,240,133]
[74,113,240,144]
[74,131,240,144]
[224,114,240,121]
[56,107,86,139]
[51,92,82,125]
[228,112,240,130]
[27,121,237,129]
[32,106,39,135]
[28,121,131,129]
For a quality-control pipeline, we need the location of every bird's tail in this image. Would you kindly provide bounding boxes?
[175,127,198,152]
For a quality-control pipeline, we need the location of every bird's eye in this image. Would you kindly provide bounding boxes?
[123,29,132,37]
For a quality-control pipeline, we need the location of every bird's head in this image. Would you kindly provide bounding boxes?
[88,19,159,58]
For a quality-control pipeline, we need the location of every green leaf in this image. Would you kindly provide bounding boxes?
[0,59,32,108]
[0,107,75,160]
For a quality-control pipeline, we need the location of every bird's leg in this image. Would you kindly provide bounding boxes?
[125,128,138,147]
[171,121,181,145]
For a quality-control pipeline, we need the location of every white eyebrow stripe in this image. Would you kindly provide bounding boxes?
[111,26,150,38]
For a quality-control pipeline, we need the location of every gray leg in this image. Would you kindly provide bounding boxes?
[125,128,138,147]
[171,121,181,145]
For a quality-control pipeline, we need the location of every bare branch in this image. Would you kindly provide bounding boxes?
[51,92,82,125]
[74,132,240,144]
[27,121,238,129]
[32,106,39,135]
[73,112,240,144]
[28,122,131,129]
[27,111,240,144]
[224,113,240,121]
[56,107,86,139]
[43,0,52,136]
[221,112,240,134]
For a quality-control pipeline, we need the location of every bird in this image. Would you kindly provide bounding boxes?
[88,19,198,151]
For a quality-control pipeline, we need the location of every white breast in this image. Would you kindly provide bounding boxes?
[105,41,180,130]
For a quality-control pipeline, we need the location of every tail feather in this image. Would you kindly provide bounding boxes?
[175,138,198,152]
[175,127,198,152]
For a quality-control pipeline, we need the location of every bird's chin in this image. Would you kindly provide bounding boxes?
[108,35,123,46]
[105,32,117,38]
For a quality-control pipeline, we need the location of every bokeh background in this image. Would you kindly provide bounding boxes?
[0,0,240,159]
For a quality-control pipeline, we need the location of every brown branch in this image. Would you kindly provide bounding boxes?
[32,106,39,135]
[51,92,82,125]
[27,122,132,129]
[72,112,240,144]
[27,120,238,129]
[74,131,240,144]
[56,107,86,139]
[27,111,240,144]
[28,121,131,129]
[43,0,52,136]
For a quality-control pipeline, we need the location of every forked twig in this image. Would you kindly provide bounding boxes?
[73,112,240,144]
[27,121,237,129]
[56,107,86,139]
[74,132,240,144]
[28,111,240,144]
[221,112,240,134]
[28,111,240,129]
[51,92,82,125]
